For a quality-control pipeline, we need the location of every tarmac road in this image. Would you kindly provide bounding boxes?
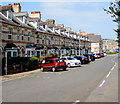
[2,54,118,103]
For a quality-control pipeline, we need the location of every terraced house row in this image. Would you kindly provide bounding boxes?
[0,3,91,58]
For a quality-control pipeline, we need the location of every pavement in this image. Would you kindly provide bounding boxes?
[0,69,41,82]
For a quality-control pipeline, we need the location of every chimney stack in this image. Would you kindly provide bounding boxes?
[56,24,64,28]
[30,11,41,19]
[46,19,55,25]
[12,3,21,12]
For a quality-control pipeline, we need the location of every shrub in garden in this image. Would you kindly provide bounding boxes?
[28,57,39,70]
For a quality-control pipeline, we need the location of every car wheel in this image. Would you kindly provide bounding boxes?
[63,68,67,71]
[40,67,44,72]
[68,63,71,67]
[52,67,56,72]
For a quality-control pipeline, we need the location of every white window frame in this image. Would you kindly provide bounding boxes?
[21,30,24,41]
[17,30,20,41]
[7,50,18,57]
[23,16,27,24]
[28,32,31,42]
[7,10,12,20]
[25,48,35,57]
[35,22,38,28]
[35,50,43,57]
[8,28,13,40]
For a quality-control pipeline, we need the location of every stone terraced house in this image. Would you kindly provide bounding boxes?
[0,3,91,58]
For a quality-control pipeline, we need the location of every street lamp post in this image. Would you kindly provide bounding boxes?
[79,36,80,56]
[5,51,7,75]
[79,30,81,56]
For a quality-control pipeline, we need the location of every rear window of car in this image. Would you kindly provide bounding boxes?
[56,59,64,62]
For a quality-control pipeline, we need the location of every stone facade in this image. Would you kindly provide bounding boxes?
[0,3,91,58]
[103,39,118,52]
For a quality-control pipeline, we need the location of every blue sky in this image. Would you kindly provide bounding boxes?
[2,2,117,40]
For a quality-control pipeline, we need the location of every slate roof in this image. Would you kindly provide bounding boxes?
[0,5,14,12]
[88,35,101,43]
[0,12,34,29]
[12,11,28,17]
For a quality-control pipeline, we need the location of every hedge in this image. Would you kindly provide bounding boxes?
[106,52,118,54]
[2,56,39,75]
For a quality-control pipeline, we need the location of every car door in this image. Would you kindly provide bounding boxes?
[41,59,54,69]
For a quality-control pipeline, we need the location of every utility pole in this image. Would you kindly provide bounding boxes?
[5,51,7,75]
[79,36,80,56]
[79,30,81,56]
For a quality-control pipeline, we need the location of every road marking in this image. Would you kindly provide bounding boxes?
[72,100,80,104]
[111,63,116,71]
[114,62,117,67]
[106,72,111,78]
[99,80,105,87]
[111,67,114,71]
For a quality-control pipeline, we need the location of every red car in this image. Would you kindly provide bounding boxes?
[39,58,68,72]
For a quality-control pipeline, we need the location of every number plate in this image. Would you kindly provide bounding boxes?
[60,63,64,65]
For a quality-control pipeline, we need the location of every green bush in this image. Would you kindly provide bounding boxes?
[28,57,39,70]
[29,57,39,61]
[71,54,76,56]
[107,52,118,54]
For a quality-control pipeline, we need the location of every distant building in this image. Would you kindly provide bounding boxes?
[103,39,118,52]
[87,34,103,54]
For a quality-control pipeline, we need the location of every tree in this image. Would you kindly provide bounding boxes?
[104,1,120,46]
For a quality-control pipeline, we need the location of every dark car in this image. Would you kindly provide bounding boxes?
[99,53,105,57]
[84,54,95,61]
[74,56,90,64]
[39,58,68,72]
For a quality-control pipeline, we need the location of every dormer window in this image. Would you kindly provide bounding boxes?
[35,22,38,28]
[7,10,12,20]
[23,16,27,24]
[43,25,45,29]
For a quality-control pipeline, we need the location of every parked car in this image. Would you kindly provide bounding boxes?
[99,53,105,57]
[39,58,68,72]
[93,53,102,58]
[103,52,107,56]
[84,54,95,61]
[61,57,81,67]
[74,56,90,64]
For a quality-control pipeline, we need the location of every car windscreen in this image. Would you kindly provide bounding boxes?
[56,59,65,62]
[67,57,76,60]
